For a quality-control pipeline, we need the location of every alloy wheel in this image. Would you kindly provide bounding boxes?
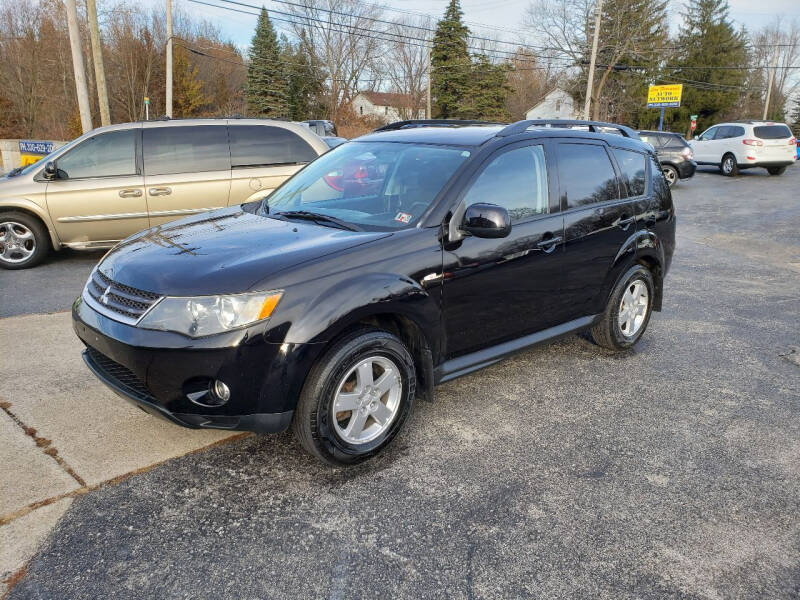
[722,157,734,175]
[618,279,649,337]
[0,221,36,265]
[332,355,402,445]
[662,167,677,186]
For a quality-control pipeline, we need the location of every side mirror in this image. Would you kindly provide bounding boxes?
[461,203,511,239]
[43,161,57,180]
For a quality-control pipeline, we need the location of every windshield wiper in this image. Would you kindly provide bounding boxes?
[273,210,362,232]
[6,167,23,178]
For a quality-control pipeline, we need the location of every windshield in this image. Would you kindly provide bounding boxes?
[264,141,470,231]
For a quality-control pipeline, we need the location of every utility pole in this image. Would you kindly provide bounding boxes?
[763,45,779,120]
[65,0,92,134]
[426,46,432,119]
[584,0,603,120]
[166,0,173,118]
[86,0,110,126]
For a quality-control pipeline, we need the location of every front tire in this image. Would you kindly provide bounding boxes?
[292,328,416,466]
[720,153,738,177]
[0,211,50,269]
[767,166,786,176]
[590,265,654,351]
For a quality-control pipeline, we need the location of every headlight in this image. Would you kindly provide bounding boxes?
[138,291,283,337]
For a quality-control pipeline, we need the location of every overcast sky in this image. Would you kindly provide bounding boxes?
[162,0,798,49]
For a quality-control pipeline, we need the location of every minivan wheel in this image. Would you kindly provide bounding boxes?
[720,154,738,177]
[662,165,678,187]
[766,166,786,176]
[292,328,416,466]
[0,212,49,269]
[590,265,654,351]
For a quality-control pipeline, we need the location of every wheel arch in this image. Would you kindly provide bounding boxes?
[0,200,60,250]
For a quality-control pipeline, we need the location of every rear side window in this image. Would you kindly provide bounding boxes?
[716,126,745,139]
[464,145,548,222]
[143,126,230,175]
[662,134,689,148]
[57,129,137,179]
[638,133,663,148]
[557,143,620,208]
[613,149,647,197]
[754,125,792,139]
[229,126,317,168]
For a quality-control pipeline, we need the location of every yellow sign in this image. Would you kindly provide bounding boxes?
[20,154,42,166]
[647,84,683,108]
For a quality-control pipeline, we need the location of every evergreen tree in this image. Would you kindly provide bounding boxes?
[281,34,325,121]
[791,99,800,138]
[245,8,288,117]
[666,0,747,133]
[461,56,511,121]
[173,47,206,118]
[431,0,471,118]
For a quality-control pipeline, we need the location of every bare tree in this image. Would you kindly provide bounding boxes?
[751,19,800,119]
[286,0,386,121]
[505,48,563,119]
[382,17,430,119]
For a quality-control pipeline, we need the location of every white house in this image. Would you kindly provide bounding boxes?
[352,91,424,123]
[525,89,578,120]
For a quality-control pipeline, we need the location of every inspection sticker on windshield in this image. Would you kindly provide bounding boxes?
[394,212,412,224]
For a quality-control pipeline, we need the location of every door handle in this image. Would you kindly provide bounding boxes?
[118,189,142,198]
[148,187,172,196]
[536,235,562,254]
[617,215,635,230]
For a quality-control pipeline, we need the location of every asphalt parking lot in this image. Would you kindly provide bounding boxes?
[2,165,799,599]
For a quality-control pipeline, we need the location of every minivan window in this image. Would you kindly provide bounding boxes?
[613,148,647,197]
[229,125,317,168]
[754,125,792,139]
[143,126,230,176]
[557,143,620,208]
[56,130,137,179]
[464,145,548,222]
[266,142,469,231]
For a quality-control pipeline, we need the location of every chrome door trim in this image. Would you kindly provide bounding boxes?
[57,212,149,223]
[147,207,223,217]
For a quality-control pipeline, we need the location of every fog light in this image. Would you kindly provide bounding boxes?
[213,380,231,403]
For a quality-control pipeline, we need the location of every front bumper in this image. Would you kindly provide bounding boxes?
[72,297,318,434]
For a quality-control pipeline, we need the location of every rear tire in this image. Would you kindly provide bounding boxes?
[766,166,786,176]
[590,265,654,351]
[0,211,50,270]
[292,328,416,466]
[720,154,738,177]
[662,165,678,187]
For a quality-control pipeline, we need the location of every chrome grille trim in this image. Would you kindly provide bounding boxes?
[82,268,163,325]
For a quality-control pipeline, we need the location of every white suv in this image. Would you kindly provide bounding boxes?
[689,121,796,176]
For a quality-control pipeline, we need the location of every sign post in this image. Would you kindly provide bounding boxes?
[647,84,683,131]
[144,96,150,121]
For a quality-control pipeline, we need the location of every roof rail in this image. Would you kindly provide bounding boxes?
[374,119,503,132]
[496,119,640,139]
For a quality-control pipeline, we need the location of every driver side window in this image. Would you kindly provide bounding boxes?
[463,145,548,222]
[699,126,718,141]
[56,129,137,179]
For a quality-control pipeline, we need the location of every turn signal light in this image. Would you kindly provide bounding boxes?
[742,139,763,147]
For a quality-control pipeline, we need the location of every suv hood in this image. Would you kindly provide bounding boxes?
[99,206,390,296]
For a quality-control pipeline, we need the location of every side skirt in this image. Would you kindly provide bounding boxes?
[434,315,599,384]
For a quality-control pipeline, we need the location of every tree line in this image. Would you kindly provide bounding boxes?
[0,0,797,141]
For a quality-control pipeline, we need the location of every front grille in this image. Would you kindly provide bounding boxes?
[83,268,162,324]
[85,346,155,402]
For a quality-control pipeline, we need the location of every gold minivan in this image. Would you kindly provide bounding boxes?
[0,119,330,269]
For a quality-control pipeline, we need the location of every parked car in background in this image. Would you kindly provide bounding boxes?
[73,118,675,465]
[689,121,796,177]
[638,130,696,187]
[0,119,329,269]
[302,120,338,137]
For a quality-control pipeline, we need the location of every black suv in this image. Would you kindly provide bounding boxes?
[638,130,696,187]
[73,119,676,465]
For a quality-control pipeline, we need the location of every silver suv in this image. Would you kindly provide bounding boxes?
[0,119,329,269]
[689,120,796,177]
